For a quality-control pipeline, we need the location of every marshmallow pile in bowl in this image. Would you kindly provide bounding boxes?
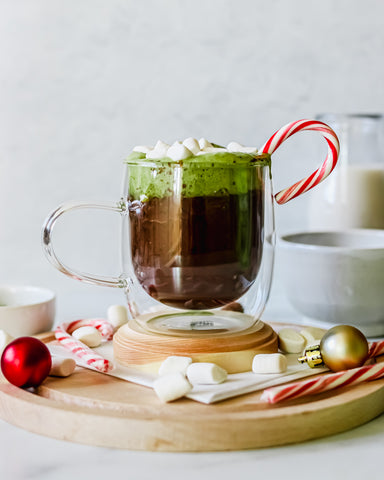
[133,138,258,161]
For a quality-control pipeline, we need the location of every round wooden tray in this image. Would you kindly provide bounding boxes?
[0,330,384,451]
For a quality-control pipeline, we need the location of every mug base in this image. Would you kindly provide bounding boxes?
[138,310,256,336]
[113,317,278,373]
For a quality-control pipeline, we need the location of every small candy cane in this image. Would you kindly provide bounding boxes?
[65,318,115,340]
[55,318,114,373]
[261,361,384,404]
[260,119,340,204]
[368,340,384,358]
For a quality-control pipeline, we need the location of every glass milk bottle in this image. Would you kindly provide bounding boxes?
[308,114,384,230]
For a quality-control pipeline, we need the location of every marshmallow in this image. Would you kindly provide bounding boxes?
[202,147,228,154]
[107,304,129,329]
[153,372,192,403]
[72,326,102,348]
[186,362,227,385]
[300,327,327,347]
[278,328,306,354]
[146,140,170,159]
[227,142,258,154]
[133,145,152,154]
[252,353,288,374]
[49,356,76,377]
[227,141,244,152]
[198,138,213,149]
[158,356,193,376]
[0,330,13,356]
[239,146,258,154]
[167,142,193,161]
[182,137,200,155]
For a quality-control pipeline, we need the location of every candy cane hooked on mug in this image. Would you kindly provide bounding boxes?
[260,119,340,204]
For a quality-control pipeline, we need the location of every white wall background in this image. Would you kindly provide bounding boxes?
[0,0,383,318]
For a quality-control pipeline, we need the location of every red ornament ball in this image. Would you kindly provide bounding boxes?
[1,337,52,388]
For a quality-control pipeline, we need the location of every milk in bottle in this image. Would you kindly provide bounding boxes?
[308,114,384,230]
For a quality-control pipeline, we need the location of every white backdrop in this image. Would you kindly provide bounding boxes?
[1,0,383,319]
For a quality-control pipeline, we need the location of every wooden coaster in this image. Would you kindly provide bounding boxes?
[113,319,278,373]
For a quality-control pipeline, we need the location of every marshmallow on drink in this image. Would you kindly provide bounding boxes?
[227,141,258,154]
[133,145,152,154]
[146,140,170,159]
[198,138,212,149]
[182,137,200,155]
[167,142,193,161]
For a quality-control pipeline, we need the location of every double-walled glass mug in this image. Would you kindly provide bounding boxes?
[42,120,339,335]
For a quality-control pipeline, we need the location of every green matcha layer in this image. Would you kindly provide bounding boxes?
[124,150,271,199]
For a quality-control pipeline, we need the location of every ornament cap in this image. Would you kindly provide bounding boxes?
[298,344,324,368]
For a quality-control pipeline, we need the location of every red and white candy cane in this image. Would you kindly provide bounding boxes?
[55,318,114,373]
[368,340,384,358]
[65,318,115,340]
[260,119,340,204]
[261,361,384,404]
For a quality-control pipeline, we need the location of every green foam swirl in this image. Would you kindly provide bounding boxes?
[124,150,271,199]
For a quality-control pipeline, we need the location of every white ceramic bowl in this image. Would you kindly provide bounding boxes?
[0,285,55,337]
[279,230,384,337]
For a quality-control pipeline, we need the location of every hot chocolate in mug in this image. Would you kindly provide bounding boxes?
[42,120,339,334]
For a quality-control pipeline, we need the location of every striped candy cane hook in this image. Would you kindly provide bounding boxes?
[260,119,340,204]
[55,318,114,373]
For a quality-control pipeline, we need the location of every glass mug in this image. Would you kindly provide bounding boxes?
[42,120,339,335]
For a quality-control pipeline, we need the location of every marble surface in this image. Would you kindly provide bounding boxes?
[1,415,384,480]
[0,288,383,480]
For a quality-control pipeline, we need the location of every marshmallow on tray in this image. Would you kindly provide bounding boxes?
[158,356,193,376]
[186,362,227,385]
[72,326,102,348]
[153,372,192,403]
[300,326,327,347]
[252,353,288,374]
[49,356,76,377]
[107,304,128,329]
[278,328,306,354]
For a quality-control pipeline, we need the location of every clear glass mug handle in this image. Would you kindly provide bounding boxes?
[42,201,126,288]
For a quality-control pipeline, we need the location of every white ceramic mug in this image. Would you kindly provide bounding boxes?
[0,285,55,337]
[280,229,384,337]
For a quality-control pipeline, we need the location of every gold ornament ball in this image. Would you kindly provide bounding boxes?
[320,325,369,372]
